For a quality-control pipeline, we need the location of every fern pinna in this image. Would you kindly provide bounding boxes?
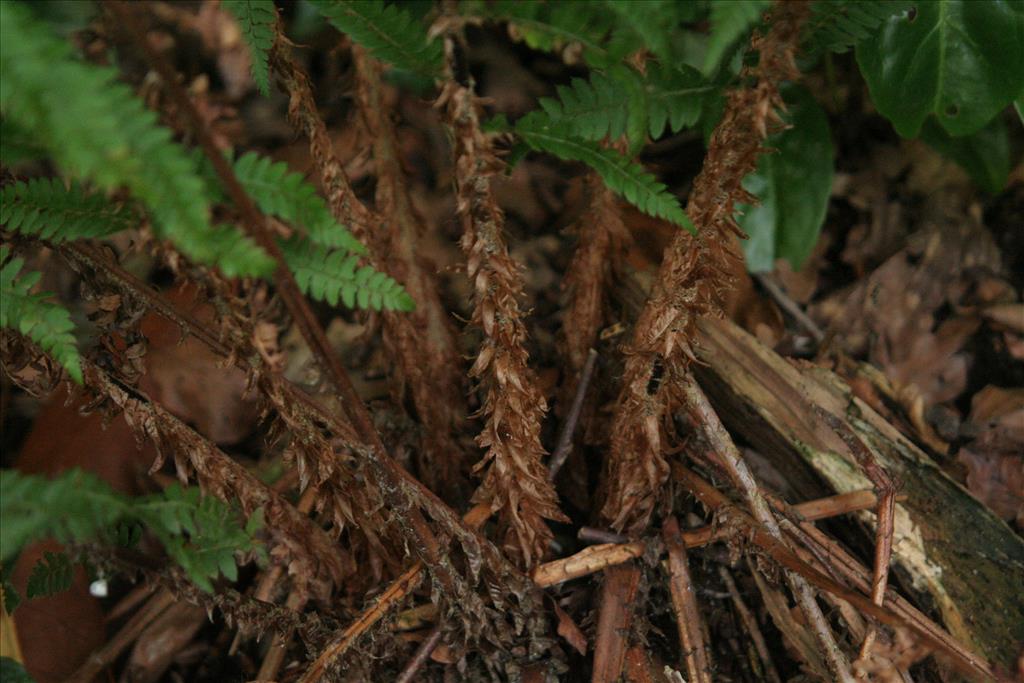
[220,0,278,95]
[0,469,264,597]
[0,246,83,383]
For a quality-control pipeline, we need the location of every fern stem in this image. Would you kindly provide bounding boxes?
[442,35,566,570]
[352,46,469,500]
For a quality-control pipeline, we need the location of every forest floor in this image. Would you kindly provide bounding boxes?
[1,4,1022,683]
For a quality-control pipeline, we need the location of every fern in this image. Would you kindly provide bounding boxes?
[0,246,83,383]
[0,469,263,593]
[0,2,272,278]
[1,179,137,242]
[25,551,72,600]
[0,657,32,683]
[703,0,771,75]
[230,152,366,254]
[221,0,278,96]
[474,0,626,68]
[0,118,48,166]
[134,485,264,590]
[515,114,691,230]
[310,0,442,78]
[281,238,415,312]
[533,62,713,148]
[803,0,914,55]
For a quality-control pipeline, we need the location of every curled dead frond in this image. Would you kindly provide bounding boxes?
[439,39,567,569]
[600,0,811,534]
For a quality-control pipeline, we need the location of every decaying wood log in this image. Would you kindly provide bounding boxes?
[617,270,1024,672]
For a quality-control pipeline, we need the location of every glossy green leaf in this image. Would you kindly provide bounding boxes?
[920,115,1010,193]
[856,1,1024,138]
[739,87,833,272]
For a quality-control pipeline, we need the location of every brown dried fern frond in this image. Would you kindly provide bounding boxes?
[600,0,811,534]
[439,44,567,569]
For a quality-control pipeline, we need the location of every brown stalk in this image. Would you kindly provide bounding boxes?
[548,347,599,481]
[394,622,444,683]
[680,376,855,682]
[662,517,712,683]
[297,564,423,683]
[275,37,468,501]
[591,564,641,683]
[533,487,886,588]
[559,174,629,435]
[599,0,810,534]
[718,565,782,683]
[60,241,543,677]
[815,405,897,664]
[107,2,511,611]
[440,36,566,568]
[671,462,994,682]
[65,589,177,683]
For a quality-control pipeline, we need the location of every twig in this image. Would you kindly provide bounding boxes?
[536,488,887,587]
[297,564,423,683]
[662,517,712,683]
[670,462,994,681]
[65,589,176,683]
[394,623,444,683]
[718,566,781,683]
[548,348,599,481]
[592,564,641,683]
[754,273,825,342]
[680,376,856,682]
[815,405,896,665]
[254,486,319,681]
[578,526,629,545]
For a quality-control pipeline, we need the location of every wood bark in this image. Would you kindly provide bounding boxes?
[617,270,1024,671]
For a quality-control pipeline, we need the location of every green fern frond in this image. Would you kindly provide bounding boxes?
[0,468,125,562]
[26,551,72,600]
[534,63,713,148]
[221,0,278,95]
[601,0,677,60]
[231,152,366,254]
[0,2,272,278]
[804,0,913,55]
[536,67,645,144]
[0,469,263,593]
[703,0,770,75]
[1,179,137,242]
[645,62,716,139]
[515,114,691,230]
[0,118,48,166]
[0,246,82,383]
[281,238,415,312]
[310,0,442,77]
[476,0,625,68]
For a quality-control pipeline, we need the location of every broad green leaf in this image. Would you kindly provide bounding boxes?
[739,87,833,272]
[920,115,1010,193]
[856,1,1024,138]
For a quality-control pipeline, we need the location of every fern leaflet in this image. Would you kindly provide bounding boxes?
[26,551,73,600]
[281,238,415,312]
[533,63,713,148]
[0,246,82,383]
[703,0,771,75]
[310,0,442,77]
[515,114,691,229]
[1,179,137,242]
[0,2,271,278]
[230,152,366,254]
[803,0,913,55]
[222,0,278,96]
[0,118,48,166]
[0,469,263,593]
